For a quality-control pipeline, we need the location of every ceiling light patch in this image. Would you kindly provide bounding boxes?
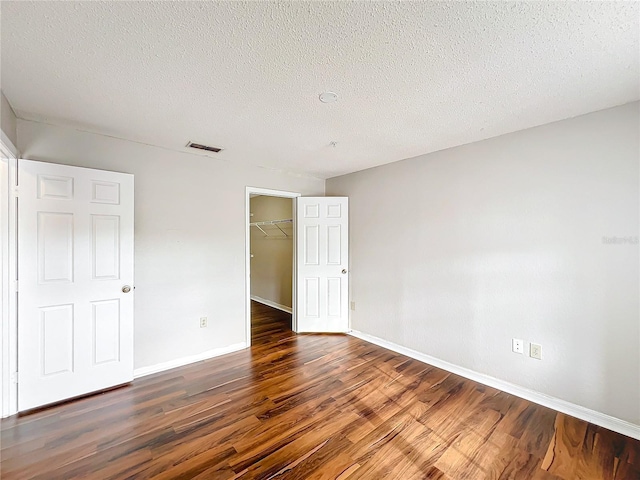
[319,92,338,103]
[186,141,224,153]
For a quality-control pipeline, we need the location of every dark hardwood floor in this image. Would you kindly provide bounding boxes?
[1,301,638,479]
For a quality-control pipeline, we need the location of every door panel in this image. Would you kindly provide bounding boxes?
[18,159,134,411]
[91,215,120,279]
[40,304,74,376]
[37,212,74,283]
[296,197,349,332]
[92,299,121,365]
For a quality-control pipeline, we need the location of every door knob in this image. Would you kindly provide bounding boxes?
[122,285,131,293]
[342,269,347,274]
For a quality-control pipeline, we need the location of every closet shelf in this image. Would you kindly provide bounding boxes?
[249,218,293,237]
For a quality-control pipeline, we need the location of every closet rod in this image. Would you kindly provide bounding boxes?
[249,218,293,237]
[249,218,293,226]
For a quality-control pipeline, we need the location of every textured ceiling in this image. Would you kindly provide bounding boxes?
[2,1,638,179]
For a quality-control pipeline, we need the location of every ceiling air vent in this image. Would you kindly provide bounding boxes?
[186,141,223,153]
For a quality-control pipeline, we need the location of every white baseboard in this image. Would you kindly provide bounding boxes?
[134,342,247,379]
[250,295,293,314]
[349,330,640,441]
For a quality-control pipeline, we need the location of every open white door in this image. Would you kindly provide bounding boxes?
[18,160,134,411]
[296,197,349,332]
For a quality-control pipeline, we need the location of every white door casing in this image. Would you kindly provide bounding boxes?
[245,187,300,345]
[296,197,349,333]
[18,160,134,411]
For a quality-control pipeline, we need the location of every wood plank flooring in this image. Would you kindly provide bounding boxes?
[1,301,639,479]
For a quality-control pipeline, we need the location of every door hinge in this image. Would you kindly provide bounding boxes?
[11,372,18,384]
[13,280,18,292]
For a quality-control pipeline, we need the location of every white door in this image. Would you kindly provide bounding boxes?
[296,197,349,332]
[18,160,134,411]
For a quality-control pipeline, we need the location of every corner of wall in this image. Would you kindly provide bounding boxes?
[0,92,18,154]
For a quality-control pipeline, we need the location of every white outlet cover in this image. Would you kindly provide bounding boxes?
[512,338,524,354]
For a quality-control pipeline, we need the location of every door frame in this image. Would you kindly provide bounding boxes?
[1,133,18,418]
[245,187,300,346]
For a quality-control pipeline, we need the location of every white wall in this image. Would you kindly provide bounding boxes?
[250,196,293,308]
[327,102,640,426]
[17,119,324,370]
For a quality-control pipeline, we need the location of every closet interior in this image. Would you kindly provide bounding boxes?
[249,195,294,320]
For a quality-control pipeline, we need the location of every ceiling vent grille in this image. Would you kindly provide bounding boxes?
[186,141,223,153]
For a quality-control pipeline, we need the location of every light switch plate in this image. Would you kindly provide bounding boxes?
[530,343,542,360]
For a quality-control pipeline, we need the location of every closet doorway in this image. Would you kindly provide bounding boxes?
[245,187,300,347]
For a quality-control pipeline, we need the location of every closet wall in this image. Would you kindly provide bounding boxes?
[250,196,293,310]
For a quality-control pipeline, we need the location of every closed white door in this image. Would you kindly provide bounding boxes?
[296,197,349,332]
[18,160,134,411]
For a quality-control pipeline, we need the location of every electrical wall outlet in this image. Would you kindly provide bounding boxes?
[512,338,524,354]
[530,343,542,360]
[200,317,208,328]
[350,301,356,311]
